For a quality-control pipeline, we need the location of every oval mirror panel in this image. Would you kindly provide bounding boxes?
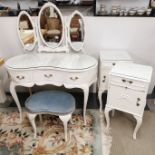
[18,11,36,51]
[38,3,64,49]
[69,11,85,52]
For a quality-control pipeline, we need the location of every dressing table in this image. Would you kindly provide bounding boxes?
[5,2,98,124]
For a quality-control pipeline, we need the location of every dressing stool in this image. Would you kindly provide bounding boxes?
[25,90,75,141]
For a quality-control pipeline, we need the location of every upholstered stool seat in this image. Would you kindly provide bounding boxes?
[25,90,75,141]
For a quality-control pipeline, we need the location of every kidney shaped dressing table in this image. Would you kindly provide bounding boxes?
[5,3,98,124]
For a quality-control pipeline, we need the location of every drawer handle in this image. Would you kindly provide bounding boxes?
[16,75,25,80]
[122,79,126,82]
[129,81,133,84]
[70,77,79,81]
[112,63,116,66]
[44,74,53,78]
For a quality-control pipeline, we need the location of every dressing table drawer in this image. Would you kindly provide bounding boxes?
[8,70,32,84]
[33,70,57,82]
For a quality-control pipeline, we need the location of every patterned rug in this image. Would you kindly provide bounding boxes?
[0,108,103,155]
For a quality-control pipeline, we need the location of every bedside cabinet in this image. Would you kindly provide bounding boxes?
[105,63,153,139]
[98,50,132,111]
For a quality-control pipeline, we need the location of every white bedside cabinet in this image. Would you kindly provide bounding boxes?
[105,63,153,139]
[98,50,132,111]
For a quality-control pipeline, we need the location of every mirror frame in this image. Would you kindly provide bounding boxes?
[68,10,85,52]
[38,2,64,49]
[17,11,36,51]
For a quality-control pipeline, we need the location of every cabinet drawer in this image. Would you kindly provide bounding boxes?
[107,84,146,116]
[109,75,147,92]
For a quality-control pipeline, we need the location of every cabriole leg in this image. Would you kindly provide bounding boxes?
[10,82,22,123]
[133,115,142,140]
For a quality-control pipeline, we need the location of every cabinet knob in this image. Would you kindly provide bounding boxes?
[112,63,116,66]
[102,80,105,83]
[136,103,140,106]
[122,79,126,82]
[137,98,141,101]
[103,76,106,79]
[129,81,133,84]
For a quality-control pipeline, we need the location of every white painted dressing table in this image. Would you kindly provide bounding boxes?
[6,53,97,124]
[5,3,98,124]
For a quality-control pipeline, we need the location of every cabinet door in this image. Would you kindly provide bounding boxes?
[107,84,146,117]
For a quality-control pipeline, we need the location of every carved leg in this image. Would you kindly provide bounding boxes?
[59,114,72,141]
[92,82,97,93]
[133,115,142,140]
[111,110,115,117]
[104,107,112,129]
[10,82,22,123]
[82,86,89,125]
[27,113,37,139]
[98,89,104,112]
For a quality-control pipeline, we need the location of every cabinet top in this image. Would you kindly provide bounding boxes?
[100,50,132,61]
[110,62,153,82]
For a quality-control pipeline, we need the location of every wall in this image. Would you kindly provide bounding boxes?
[0,16,155,94]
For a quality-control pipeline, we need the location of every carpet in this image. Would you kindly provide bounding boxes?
[0,108,104,155]
[108,110,155,155]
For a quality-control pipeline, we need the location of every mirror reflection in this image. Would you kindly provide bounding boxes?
[40,6,63,47]
[19,14,35,49]
[70,13,84,51]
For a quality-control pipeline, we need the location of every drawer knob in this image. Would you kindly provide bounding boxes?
[137,98,141,101]
[129,81,133,84]
[102,80,105,83]
[44,74,53,78]
[70,77,79,81]
[112,63,116,66]
[136,103,140,106]
[103,76,106,79]
[122,79,126,82]
[16,75,25,80]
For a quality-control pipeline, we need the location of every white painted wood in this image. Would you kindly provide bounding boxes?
[98,50,132,111]
[6,54,98,123]
[105,63,153,139]
[27,113,37,139]
[59,114,72,141]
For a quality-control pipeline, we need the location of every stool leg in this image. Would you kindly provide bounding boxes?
[59,114,71,142]
[27,113,37,139]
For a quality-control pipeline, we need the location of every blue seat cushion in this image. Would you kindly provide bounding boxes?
[25,90,75,115]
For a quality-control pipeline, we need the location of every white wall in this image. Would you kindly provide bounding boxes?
[0,16,155,94]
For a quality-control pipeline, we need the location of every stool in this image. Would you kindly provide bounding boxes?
[25,90,75,141]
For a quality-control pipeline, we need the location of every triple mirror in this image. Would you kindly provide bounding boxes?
[17,2,85,52]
